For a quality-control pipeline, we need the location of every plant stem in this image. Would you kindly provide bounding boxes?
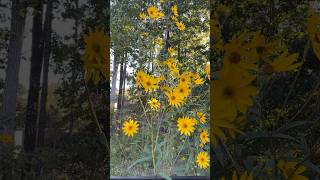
[83,79,108,150]
[151,129,156,175]
[138,94,156,175]
[170,136,187,174]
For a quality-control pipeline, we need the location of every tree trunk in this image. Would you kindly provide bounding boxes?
[68,0,80,135]
[37,0,53,147]
[117,56,124,110]
[24,0,44,154]
[110,53,118,105]
[121,55,127,108]
[1,0,27,135]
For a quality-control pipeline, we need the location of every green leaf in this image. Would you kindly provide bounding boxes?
[156,140,167,154]
[159,172,172,180]
[172,164,185,176]
[127,156,152,170]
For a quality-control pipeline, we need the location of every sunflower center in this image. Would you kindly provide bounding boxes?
[146,81,151,86]
[223,86,235,98]
[200,158,204,162]
[92,43,101,53]
[171,96,176,100]
[183,124,188,128]
[315,32,320,43]
[128,126,133,131]
[229,52,241,64]
[181,78,186,82]
[179,89,184,93]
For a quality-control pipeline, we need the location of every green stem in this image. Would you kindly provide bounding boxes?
[138,94,156,175]
[170,136,187,174]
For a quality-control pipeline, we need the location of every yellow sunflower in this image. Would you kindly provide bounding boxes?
[156,11,164,19]
[222,32,258,73]
[135,70,147,87]
[148,98,160,110]
[173,82,190,99]
[165,90,184,107]
[176,21,185,31]
[193,74,204,85]
[249,32,282,61]
[139,12,148,20]
[161,85,171,94]
[211,104,245,146]
[158,75,165,81]
[263,50,301,75]
[196,152,210,169]
[122,119,139,137]
[168,47,177,56]
[147,6,163,19]
[200,130,210,145]
[212,67,257,116]
[171,5,178,16]
[177,117,197,136]
[277,160,308,180]
[307,12,320,61]
[196,112,206,124]
[171,15,178,22]
[142,75,160,92]
[164,59,180,76]
[163,58,176,66]
[83,29,109,84]
[155,37,164,47]
[179,72,192,85]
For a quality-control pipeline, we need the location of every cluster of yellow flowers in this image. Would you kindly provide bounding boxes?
[122,1,210,171]
[135,70,164,92]
[139,3,186,32]
[170,5,185,31]
[140,6,164,20]
[212,29,302,146]
[127,61,210,169]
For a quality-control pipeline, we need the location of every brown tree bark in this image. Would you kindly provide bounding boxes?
[24,0,44,153]
[37,0,54,147]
